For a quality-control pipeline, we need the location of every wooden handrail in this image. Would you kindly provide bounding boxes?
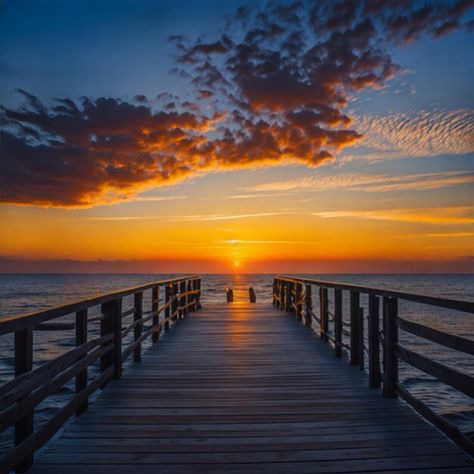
[0,275,201,473]
[275,275,474,313]
[272,276,474,456]
[0,275,200,335]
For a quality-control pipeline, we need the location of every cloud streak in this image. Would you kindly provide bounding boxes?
[247,170,474,193]
[313,206,474,225]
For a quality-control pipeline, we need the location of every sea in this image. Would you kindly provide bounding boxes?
[0,273,473,452]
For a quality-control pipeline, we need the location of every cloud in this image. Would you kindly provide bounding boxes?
[347,109,474,161]
[80,211,292,222]
[2,1,473,208]
[247,170,474,193]
[313,206,474,225]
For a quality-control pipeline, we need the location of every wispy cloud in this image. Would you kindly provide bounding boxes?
[247,170,474,193]
[427,232,474,238]
[81,211,293,222]
[346,109,474,162]
[313,206,474,225]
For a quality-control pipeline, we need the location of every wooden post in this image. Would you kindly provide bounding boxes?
[334,289,342,358]
[272,280,277,306]
[193,279,197,310]
[350,291,360,365]
[14,327,33,472]
[383,297,399,397]
[249,287,256,303]
[285,283,291,313]
[186,280,192,312]
[152,286,159,343]
[304,284,312,327]
[226,288,234,302]
[196,278,201,309]
[280,281,285,310]
[134,292,143,362]
[75,309,88,415]
[101,298,122,381]
[368,295,381,388]
[180,280,186,318]
[172,283,179,321]
[165,284,171,330]
[358,307,365,371]
[296,283,303,320]
[320,287,329,340]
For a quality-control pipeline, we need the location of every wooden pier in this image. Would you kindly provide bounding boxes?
[1,276,473,473]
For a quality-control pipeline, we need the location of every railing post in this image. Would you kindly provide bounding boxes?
[172,283,179,321]
[368,295,381,388]
[180,280,186,318]
[334,289,343,357]
[165,284,171,330]
[187,280,192,312]
[350,291,360,365]
[383,297,399,397]
[358,307,365,371]
[75,309,88,415]
[134,292,143,362]
[101,298,122,381]
[304,284,312,327]
[272,280,277,306]
[196,278,201,309]
[285,283,291,313]
[152,286,159,343]
[320,287,328,341]
[279,280,286,311]
[296,283,303,320]
[14,327,33,472]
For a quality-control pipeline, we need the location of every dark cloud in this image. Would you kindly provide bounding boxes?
[2,0,472,207]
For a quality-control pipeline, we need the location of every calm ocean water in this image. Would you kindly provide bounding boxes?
[0,273,473,451]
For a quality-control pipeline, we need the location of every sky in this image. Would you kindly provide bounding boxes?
[0,0,473,274]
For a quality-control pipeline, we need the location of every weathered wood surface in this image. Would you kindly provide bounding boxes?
[29,303,473,473]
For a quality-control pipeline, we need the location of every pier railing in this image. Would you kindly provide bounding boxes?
[273,276,474,456]
[0,275,201,473]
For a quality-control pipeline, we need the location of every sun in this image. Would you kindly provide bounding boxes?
[233,261,240,269]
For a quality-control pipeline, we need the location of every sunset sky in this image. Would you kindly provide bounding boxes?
[0,0,473,273]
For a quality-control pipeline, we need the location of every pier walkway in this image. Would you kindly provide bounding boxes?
[28,302,473,473]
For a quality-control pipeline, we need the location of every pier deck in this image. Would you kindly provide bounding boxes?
[28,303,473,473]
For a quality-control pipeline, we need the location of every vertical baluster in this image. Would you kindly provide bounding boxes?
[14,327,33,472]
[320,287,329,341]
[285,283,291,313]
[101,298,122,381]
[358,307,365,370]
[368,295,381,388]
[152,286,159,343]
[75,309,88,415]
[296,283,303,320]
[172,283,179,321]
[165,284,171,330]
[350,291,360,365]
[180,280,186,318]
[196,278,201,309]
[383,297,399,397]
[304,284,312,327]
[334,289,342,358]
[134,292,143,362]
